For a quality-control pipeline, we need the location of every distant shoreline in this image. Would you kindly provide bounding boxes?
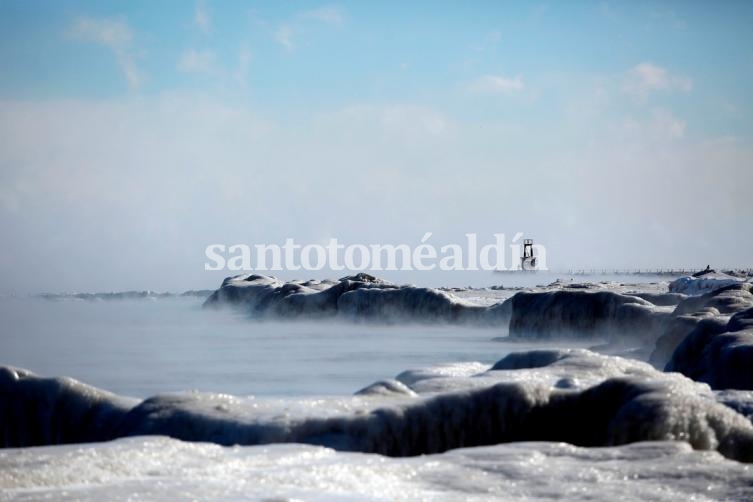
[496,268,753,277]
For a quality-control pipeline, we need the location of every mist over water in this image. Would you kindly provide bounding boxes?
[0,297,527,397]
[1,2,752,498]
[0,272,669,397]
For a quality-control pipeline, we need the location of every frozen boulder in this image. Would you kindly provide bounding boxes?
[355,379,418,397]
[508,290,670,343]
[673,283,753,316]
[666,307,753,390]
[0,367,135,448]
[629,291,687,307]
[649,313,727,368]
[648,284,753,384]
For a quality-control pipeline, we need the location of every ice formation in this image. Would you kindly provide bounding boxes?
[3,437,752,501]
[508,289,671,343]
[6,272,753,500]
[3,348,753,462]
[647,283,753,389]
[496,275,753,391]
[203,273,512,325]
[668,272,749,296]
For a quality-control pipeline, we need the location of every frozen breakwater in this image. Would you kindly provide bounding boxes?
[203,273,512,325]
[2,346,753,462]
[4,270,753,500]
[203,272,753,391]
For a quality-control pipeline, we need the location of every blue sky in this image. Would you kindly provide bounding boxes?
[0,1,752,292]
[2,1,751,127]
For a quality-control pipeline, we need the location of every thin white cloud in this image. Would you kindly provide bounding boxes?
[621,108,686,141]
[468,75,524,94]
[303,6,345,26]
[273,6,345,52]
[274,25,294,52]
[177,49,216,74]
[194,1,211,34]
[332,104,454,137]
[622,63,692,99]
[69,16,144,90]
[650,108,686,139]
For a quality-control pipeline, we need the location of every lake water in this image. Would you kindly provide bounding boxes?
[0,273,675,398]
[0,297,519,398]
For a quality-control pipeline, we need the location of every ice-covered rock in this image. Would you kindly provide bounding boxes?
[628,291,687,307]
[647,283,753,389]
[673,282,753,316]
[666,309,753,390]
[648,312,727,368]
[648,284,753,367]
[482,349,673,393]
[203,273,512,326]
[395,362,491,389]
[394,349,667,395]
[355,379,418,397]
[669,273,747,296]
[337,286,486,323]
[0,366,136,448]
[716,390,753,422]
[508,290,671,343]
[3,350,753,462]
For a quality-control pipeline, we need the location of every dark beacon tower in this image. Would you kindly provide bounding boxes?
[521,239,537,271]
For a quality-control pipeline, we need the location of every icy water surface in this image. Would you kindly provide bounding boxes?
[0,297,529,397]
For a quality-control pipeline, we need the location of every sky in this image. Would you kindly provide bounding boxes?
[0,0,752,293]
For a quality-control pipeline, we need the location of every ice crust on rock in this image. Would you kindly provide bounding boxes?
[628,291,687,307]
[648,313,728,368]
[501,280,753,392]
[355,379,418,397]
[666,308,753,390]
[203,273,512,325]
[668,273,749,296]
[645,283,753,389]
[508,290,671,343]
[673,282,753,316]
[0,367,137,447]
[3,348,753,462]
[400,349,666,395]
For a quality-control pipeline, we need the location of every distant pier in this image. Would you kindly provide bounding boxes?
[564,268,753,277]
[494,268,753,277]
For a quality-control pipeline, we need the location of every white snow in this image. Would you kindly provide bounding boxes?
[1,437,751,501]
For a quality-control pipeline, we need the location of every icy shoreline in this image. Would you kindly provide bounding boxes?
[2,347,753,461]
[3,438,752,501]
[2,272,753,499]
